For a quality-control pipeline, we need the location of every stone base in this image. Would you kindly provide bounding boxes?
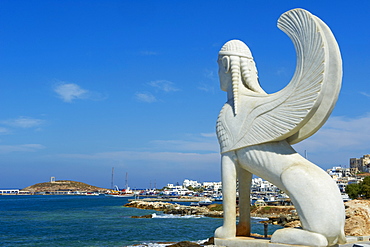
[214,236,370,247]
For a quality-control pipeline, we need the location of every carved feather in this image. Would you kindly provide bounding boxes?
[218,9,342,153]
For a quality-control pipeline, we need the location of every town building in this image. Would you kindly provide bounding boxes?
[0,188,20,195]
[326,166,352,179]
[182,179,201,188]
[350,154,370,173]
[202,181,222,191]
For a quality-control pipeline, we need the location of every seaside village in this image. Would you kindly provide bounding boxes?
[148,155,369,205]
[1,154,370,204]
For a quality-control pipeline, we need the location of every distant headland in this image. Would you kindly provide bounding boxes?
[22,180,108,194]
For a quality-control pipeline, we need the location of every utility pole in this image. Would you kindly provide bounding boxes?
[111,167,114,189]
[125,172,128,189]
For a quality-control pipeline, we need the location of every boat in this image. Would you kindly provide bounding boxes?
[105,192,134,197]
[105,172,135,197]
[105,187,134,197]
[213,196,223,201]
[190,202,200,206]
[198,199,212,206]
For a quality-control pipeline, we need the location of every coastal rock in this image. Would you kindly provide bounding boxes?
[131,214,153,218]
[126,199,370,237]
[284,220,301,228]
[280,200,370,234]
[203,211,223,218]
[125,201,177,211]
[250,206,296,217]
[202,237,214,245]
[124,201,222,217]
[167,241,202,247]
[344,199,370,236]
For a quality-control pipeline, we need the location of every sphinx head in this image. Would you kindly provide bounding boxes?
[218,40,265,114]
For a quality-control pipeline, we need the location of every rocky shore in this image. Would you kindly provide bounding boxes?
[125,200,223,218]
[124,200,297,224]
[344,199,370,236]
[125,199,370,247]
[125,199,370,236]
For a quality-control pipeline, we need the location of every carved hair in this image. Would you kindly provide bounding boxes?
[230,56,240,115]
[219,40,253,58]
[219,40,257,115]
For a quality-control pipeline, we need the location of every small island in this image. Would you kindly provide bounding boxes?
[21,180,108,195]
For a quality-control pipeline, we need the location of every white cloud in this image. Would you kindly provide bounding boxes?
[149,133,219,152]
[197,69,217,92]
[150,139,219,152]
[54,83,88,102]
[203,69,216,80]
[0,144,45,154]
[197,83,215,92]
[135,92,157,103]
[1,117,44,128]
[148,80,179,92]
[55,151,219,174]
[360,92,370,98]
[200,133,217,138]
[140,51,158,56]
[293,114,370,167]
[295,114,370,151]
[0,127,11,134]
[276,67,290,76]
[58,150,218,163]
[53,132,220,168]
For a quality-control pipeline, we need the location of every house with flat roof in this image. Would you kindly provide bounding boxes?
[0,188,19,195]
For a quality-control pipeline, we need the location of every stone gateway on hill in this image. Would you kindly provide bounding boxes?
[214,8,346,247]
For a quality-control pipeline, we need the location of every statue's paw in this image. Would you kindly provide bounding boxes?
[271,228,328,247]
[214,226,235,239]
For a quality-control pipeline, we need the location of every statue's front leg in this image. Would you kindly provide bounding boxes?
[215,152,237,239]
[236,167,252,236]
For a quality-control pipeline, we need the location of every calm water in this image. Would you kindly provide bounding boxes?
[0,195,282,246]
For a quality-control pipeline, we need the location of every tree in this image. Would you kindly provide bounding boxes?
[360,176,370,198]
[345,176,370,199]
[346,183,361,199]
[187,186,204,193]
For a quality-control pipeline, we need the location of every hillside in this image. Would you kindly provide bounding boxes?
[22,180,108,192]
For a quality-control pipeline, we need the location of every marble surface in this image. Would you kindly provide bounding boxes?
[214,236,370,247]
[215,8,345,246]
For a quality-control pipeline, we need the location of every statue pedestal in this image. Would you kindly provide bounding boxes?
[214,236,370,247]
[215,237,270,247]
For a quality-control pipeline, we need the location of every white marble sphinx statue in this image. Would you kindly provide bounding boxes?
[214,8,346,247]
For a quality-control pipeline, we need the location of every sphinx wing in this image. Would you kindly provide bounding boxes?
[228,9,341,151]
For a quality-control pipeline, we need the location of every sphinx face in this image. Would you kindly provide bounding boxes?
[218,57,232,92]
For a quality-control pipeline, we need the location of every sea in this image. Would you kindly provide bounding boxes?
[0,195,283,247]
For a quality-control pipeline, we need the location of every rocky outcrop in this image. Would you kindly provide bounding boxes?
[344,199,370,236]
[125,201,176,211]
[126,200,370,236]
[250,205,297,218]
[167,241,202,247]
[124,201,223,218]
[131,214,153,218]
[251,205,299,226]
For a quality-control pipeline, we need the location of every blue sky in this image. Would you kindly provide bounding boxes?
[0,0,369,189]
